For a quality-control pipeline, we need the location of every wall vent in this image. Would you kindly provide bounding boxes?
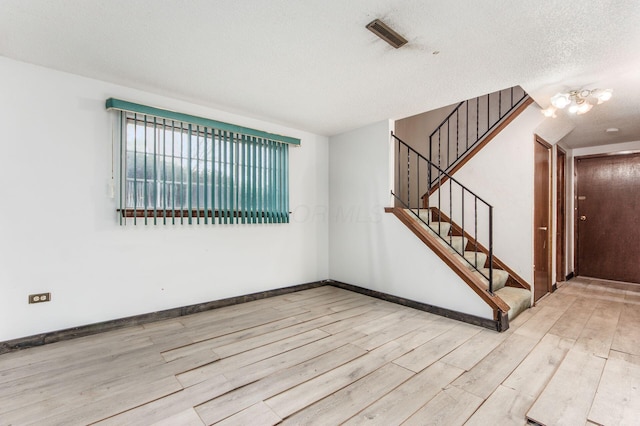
[366,19,408,49]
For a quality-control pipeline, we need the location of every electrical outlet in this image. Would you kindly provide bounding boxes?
[28,293,51,304]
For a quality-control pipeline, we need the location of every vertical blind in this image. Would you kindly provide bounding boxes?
[107,98,299,225]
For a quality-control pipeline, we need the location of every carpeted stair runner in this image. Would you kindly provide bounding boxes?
[406,209,531,321]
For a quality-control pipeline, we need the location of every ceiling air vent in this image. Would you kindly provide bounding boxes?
[366,19,408,49]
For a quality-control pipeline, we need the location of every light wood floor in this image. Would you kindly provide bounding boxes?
[1,277,639,425]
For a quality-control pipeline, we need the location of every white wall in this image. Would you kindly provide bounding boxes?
[434,105,545,285]
[0,57,329,341]
[563,139,640,276]
[328,121,493,319]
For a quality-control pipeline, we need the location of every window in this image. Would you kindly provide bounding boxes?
[107,98,299,225]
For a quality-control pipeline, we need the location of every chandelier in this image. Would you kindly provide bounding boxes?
[541,88,612,117]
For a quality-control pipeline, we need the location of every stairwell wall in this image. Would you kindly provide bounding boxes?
[328,120,493,319]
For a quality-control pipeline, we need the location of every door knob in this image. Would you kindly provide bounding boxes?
[580,215,587,221]
[538,227,547,231]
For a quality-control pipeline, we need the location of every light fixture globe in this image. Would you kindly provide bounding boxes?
[595,89,613,103]
[550,93,571,109]
[576,102,593,115]
[541,106,557,117]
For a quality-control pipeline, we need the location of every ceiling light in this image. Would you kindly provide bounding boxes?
[544,88,612,118]
[606,127,619,133]
[366,19,408,49]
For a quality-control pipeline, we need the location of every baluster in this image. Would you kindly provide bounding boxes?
[406,145,410,207]
[456,109,459,162]
[489,205,494,294]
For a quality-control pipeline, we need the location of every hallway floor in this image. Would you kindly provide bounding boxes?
[0,277,638,425]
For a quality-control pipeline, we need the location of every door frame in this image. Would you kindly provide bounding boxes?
[556,146,566,283]
[534,135,553,301]
[574,150,640,277]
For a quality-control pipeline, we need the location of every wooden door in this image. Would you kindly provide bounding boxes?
[534,136,552,301]
[556,148,566,283]
[576,152,640,283]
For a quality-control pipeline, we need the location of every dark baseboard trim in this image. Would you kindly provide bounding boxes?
[566,272,575,281]
[327,280,505,332]
[0,281,325,355]
[2,278,508,355]
[552,282,558,292]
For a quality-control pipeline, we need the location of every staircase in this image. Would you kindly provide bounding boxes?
[408,208,531,321]
[389,86,534,331]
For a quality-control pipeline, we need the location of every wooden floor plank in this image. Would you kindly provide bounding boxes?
[0,345,173,409]
[176,328,330,387]
[526,348,606,426]
[272,291,359,313]
[342,361,464,425]
[281,362,414,425]
[180,307,308,343]
[220,329,366,389]
[352,308,420,335]
[401,385,483,426]
[215,402,281,426]
[211,315,337,358]
[195,344,367,424]
[150,408,205,426]
[351,315,436,351]
[321,295,383,314]
[513,303,571,341]
[393,323,481,373]
[440,329,508,371]
[574,300,622,358]
[2,375,183,425]
[451,333,538,399]
[588,350,640,426]
[96,373,231,425]
[0,337,158,394]
[264,341,409,419]
[502,333,574,398]
[464,384,535,426]
[2,345,218,420]
[160,316,301,362]
[547,297,598,340]
[611,302,640,356]
[318,305,396,335]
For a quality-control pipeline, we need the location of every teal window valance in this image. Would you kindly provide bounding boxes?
[106,98,300,146]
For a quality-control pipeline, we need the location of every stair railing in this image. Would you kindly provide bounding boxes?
[392,132,495,294]
[429,86,528,187]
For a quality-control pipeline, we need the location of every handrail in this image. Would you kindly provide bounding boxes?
[429,101,465,139]
[391,132,495,293]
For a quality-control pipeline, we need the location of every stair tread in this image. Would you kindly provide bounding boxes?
[435,235,467,253]
[473,268,509,292]
[463,251,487,268]
[495,287,532,320]
[420,222,451,237]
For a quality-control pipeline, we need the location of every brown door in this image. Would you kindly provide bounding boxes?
[556,148,566,282]
[534,136,552,301]
[576,152,640,283]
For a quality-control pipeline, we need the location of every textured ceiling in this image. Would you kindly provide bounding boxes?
[1,0,639,148]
